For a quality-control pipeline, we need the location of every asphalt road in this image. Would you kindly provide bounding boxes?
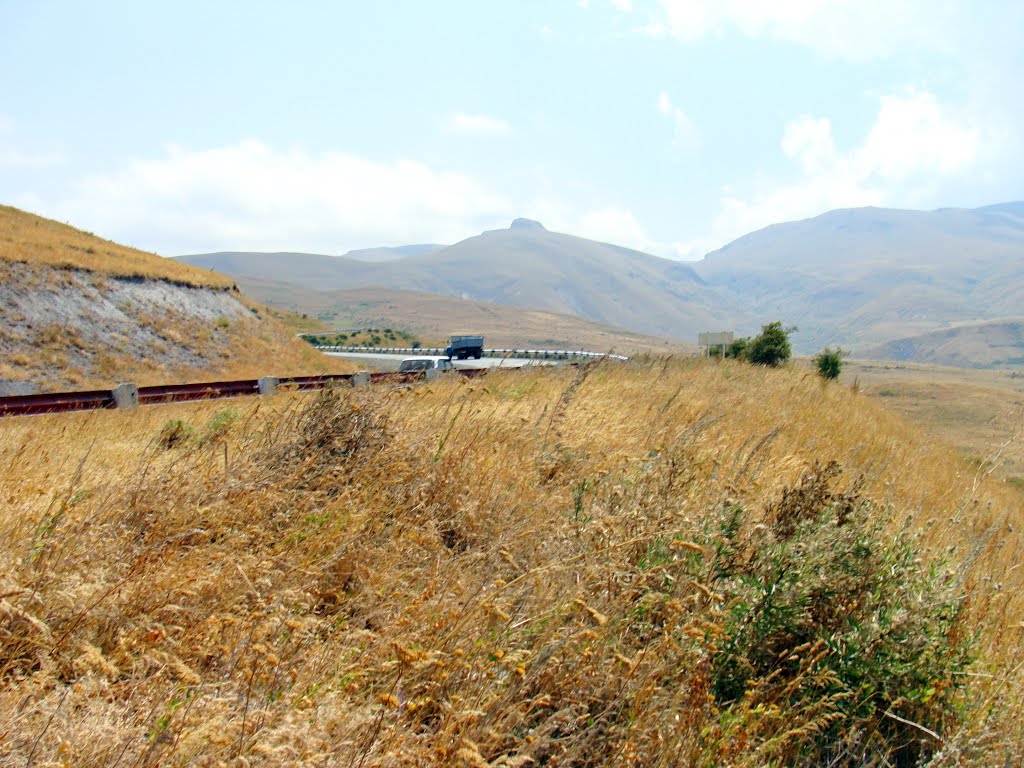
[322,351,555,372]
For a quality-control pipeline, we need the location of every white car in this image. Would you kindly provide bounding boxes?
[398,356,456,373]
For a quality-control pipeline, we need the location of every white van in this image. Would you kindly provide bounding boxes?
[398,356,456,373]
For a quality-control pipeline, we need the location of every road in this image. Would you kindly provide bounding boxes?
[322,351,557,372]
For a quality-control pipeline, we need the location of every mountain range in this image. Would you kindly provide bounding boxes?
[178,205,1024,367]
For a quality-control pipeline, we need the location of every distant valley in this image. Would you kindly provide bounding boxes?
[179,205,1024,368]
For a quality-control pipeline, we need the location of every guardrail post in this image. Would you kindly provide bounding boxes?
[352,372,370,387]
[112,382,139,411]
[258,376,279,396]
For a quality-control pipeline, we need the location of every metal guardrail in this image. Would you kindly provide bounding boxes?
[317,346,630,361]
[0,388,118,417]
[0,368,490,419]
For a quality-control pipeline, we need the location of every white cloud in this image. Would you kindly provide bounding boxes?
[780,116,834,174]
[44,140,510,254]
[693,89,979,256]
[645,0,958,59]
[860,91,977,179]
[576,207,661,253]
[444,112,513,137]
[539,24,555,39]
[610,0,634,11]
[657,91,699,156]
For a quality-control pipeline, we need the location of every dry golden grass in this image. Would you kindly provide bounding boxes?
[1,358,1022,765]
[0,205,233,289]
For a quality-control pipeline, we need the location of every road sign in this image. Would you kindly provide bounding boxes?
[699,331,734,347]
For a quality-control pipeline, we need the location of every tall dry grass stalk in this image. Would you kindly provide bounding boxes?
[1,357,1022,766]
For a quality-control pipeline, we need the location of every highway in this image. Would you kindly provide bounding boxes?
[321,351,558,371]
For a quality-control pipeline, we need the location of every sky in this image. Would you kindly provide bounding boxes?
[1,0,1021,259]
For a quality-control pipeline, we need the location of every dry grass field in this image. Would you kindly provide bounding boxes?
[843,360,1024,483]
[1,357,1023,766]
[0,206,233,289]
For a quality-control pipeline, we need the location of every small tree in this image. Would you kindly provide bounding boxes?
[747,321,795,367]
[813,347,846,380]
[727,337,749,360]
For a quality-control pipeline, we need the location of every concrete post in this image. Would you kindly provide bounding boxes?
[257,376,279,396]
[352,372,370,387]
[112,382,139,411]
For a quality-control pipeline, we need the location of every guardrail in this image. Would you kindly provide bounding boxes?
[317,346,630,361]
[0,368,490,419]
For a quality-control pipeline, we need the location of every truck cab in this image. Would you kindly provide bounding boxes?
[444,335,484,360]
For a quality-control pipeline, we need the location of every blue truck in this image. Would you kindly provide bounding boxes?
[444,334,484,360]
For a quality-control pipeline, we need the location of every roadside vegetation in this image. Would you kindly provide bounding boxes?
[709,321,796,367]
[1,357,1022,765]
[814,347,847,380]
[301,327,424,349]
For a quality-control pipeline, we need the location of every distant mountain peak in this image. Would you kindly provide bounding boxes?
[510,218,545,231]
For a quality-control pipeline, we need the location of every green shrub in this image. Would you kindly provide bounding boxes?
[709,338,750,359]
[814,347,846,380]
[693,462,971,765]
[747,321,795,366]
[727,337,749,359]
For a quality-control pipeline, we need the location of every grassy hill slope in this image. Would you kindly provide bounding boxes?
[0,205,351,392]
[0,205,234,288]
[2,358,1022,765]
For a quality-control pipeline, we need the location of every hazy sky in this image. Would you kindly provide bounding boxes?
[1,1,1021,258]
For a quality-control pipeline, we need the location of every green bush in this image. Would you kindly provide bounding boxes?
[727,337,749,360]
[814,347,846,380]
[709,338,751,359]
[694,462,971,765]
[747,321,795,366]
